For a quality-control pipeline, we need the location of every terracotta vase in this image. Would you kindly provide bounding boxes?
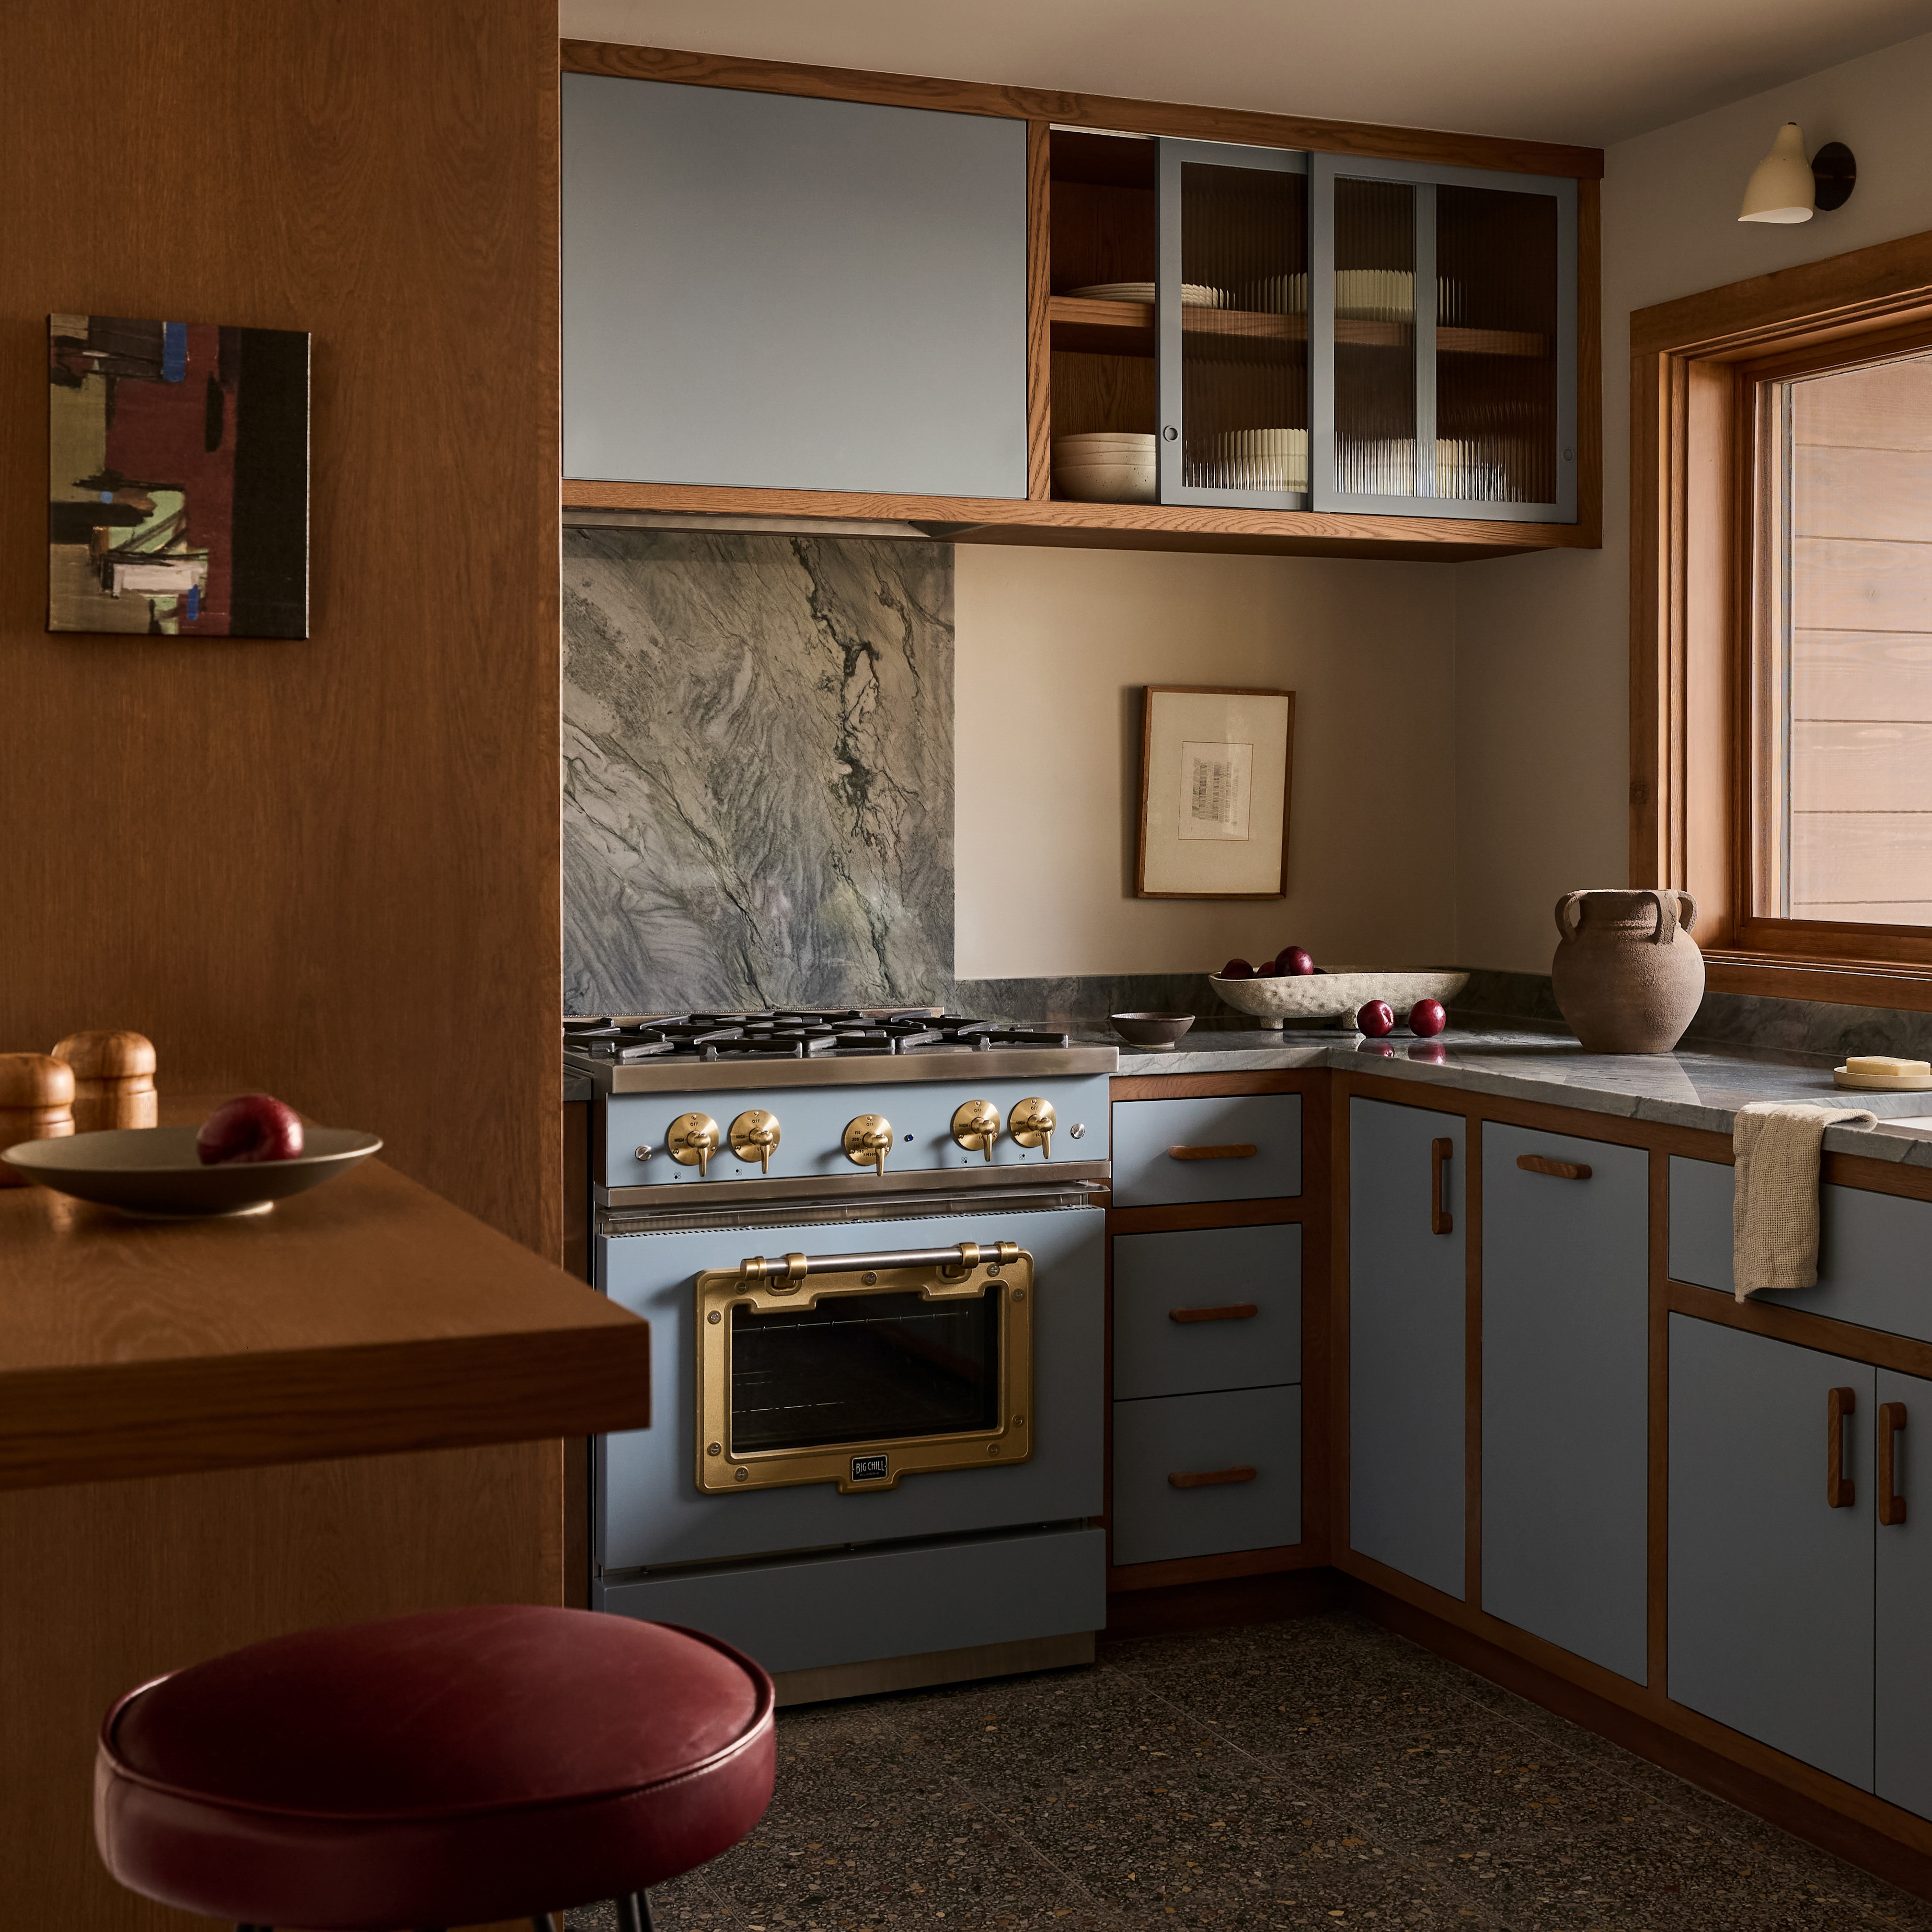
[1550,889,1705,1054]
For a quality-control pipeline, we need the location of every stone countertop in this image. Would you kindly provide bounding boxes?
[1098,1020,1932,1167]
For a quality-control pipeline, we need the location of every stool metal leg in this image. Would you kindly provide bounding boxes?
[616,1891,656,1932]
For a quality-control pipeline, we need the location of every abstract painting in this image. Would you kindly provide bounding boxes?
[48,315,309,638]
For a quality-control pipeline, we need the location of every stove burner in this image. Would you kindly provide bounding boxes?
[561,1009,1067,1061]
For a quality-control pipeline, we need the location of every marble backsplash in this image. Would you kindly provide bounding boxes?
[562,528,953,1015]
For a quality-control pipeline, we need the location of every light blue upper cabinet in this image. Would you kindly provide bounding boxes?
[562,75,1029,497]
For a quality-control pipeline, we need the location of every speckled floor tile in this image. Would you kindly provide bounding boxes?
[561,1610,1932,1932]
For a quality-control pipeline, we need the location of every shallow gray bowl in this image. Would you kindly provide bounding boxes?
[1110,1012,1196,1050]
[2,1125,383,1218]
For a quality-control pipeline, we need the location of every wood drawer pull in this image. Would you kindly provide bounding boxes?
[1431,1138,1453,1236]
[1882,1400,1907,1526]
[1517,1154,1592,1180]
[1167,1143,1258,1162]
[1168,1465,1258,1489]
[1828,1386,1857,1509]
[1169,1303,1260,1324]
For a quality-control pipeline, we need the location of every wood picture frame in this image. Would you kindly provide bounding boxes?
[1135,684,1294,899]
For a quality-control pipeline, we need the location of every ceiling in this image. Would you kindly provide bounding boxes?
[558,0,1932,146]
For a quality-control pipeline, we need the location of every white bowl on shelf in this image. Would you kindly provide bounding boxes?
[1053,432,1157,503]
[1064,282,1228,307]
[1214,426,1308,492]
[1209,967,1469,1027]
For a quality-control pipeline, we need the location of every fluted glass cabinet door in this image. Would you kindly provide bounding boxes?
[1309,154,1576,522]
[1156,140,1310,509]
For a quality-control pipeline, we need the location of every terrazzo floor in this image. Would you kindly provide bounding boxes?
[562,1608,1931,1932]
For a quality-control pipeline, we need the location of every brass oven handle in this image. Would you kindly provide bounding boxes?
[737,1239,1020,1282]
[1431,1138,1454,1236]
[1517,1153,1592,1181]
[1882,1400,1907,1526]
[1169,1303,1259,1324]
[1167,1143,1258,1161]
[1168,1465,1258,1489]
[1828,1386,1857,1508]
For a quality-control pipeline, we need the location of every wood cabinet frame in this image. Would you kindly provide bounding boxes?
[558,39,1602,561]
[1630,227,1932,1009]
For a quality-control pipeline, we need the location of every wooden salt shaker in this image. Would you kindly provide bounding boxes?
[52,1029,158,1132]
[0,1054,76,1185]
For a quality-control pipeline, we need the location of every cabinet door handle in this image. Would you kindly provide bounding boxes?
[1828,1386,1857,1509]
[1431,1138,1454,1236]
[1169,1303,1260,1324]
[1167,1143,1258,1162]
[1168,1465,1258,1489]
[1881,1400,1908,1526]
[1517,1154,1592,1180]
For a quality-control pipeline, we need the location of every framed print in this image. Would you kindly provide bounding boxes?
[1136,685,1294,899]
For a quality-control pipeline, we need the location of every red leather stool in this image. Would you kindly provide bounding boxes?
[93,1606,775,1931]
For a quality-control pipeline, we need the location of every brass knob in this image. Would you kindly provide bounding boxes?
[666,1112,720,1177]
[951,1099,1002,1162]
[728,1108,781,1173]
[1010,1096,1056,1159]
[842,1113,894,1177]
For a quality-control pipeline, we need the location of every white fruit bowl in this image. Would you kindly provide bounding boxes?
[1209,967,1469,1027]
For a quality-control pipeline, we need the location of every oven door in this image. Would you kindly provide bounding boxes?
[594,1192,1102,1573]
[697,1239,1033,1496]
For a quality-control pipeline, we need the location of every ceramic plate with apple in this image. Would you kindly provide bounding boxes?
[2,1094,381,1218]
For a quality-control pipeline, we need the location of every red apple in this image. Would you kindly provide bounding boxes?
[1275,947,1316,976]
[1252,960,1283,976]
[197,1094,305,1166]
[1409,998,1447,1037]
[1356,999,1395,1038]
[1218,958,1255,980]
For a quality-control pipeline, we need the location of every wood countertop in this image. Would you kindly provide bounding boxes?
[0,1100,649,1491]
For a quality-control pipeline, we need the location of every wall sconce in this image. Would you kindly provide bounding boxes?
[1739,122,1856,223]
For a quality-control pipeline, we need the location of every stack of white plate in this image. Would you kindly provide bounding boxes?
[1335,437,1502,497]
[1213,426,1308,492]
[1248,272,1308,315]
[1053,432,1157,503]
[1065,282,1228,308]
[1332,271,1464,324]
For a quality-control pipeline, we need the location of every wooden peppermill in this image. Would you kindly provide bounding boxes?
[52,1029,158,1133]
[0,1054,76,1186]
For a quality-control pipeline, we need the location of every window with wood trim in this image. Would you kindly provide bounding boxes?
[1632,231,1932,1011]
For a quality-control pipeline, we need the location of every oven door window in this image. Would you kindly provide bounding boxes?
[731,1288,1000,1454]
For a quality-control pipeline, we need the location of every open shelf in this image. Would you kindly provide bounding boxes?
[1048,296,1550,361]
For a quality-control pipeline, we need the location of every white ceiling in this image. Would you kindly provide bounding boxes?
[558,0,1932,146]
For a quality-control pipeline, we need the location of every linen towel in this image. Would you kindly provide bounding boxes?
[1731,1101,1876,1300]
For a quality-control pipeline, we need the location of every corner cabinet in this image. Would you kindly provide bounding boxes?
[560,41,1603,560]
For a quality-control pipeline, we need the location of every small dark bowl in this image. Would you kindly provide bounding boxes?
[1110,1011,1196,1050]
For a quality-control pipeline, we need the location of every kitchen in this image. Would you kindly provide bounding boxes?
[10,1,1932,1928]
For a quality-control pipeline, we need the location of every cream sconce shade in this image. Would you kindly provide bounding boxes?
[1739,122,1857,223]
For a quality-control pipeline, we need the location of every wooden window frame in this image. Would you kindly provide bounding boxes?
[1631,228,1932,1011]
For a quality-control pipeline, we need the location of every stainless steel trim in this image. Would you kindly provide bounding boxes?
[568,1043,1119,1095]
[599,1159,1111,1210]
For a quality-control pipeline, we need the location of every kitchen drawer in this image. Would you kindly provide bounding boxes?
[1110,1385,1301,1566]
[1112,1093,1301,1208]
[1112,1224,1301,1400]
[1670,1155,1932,1344]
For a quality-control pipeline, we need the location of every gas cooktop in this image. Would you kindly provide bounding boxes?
[564,1009,1118,1093]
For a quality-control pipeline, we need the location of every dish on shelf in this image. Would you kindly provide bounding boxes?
[1,1124,384,1217]
[1331,270,1464,324]
[1335,436,1513,500]
[1064,282,1228,308]
[1248,272,1308,314]
[1209,968,1469,1026]
[1212,426,1308,492]
[1052,431,1157,504]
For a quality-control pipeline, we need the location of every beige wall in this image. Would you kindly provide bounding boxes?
[955,545,1458,978]
[1454,26,1932,973]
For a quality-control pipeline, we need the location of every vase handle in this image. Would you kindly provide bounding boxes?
[1675,890,1699,936]
[1645,889,1682,945]
[1554,891,1589,943]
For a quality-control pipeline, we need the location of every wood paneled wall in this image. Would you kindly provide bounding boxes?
[0,2,562,1256]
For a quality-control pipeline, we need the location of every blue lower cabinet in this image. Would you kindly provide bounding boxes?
[1668,1315,1874,1788]
[1481,1124,1648,1681]
[1349,1097,1466,1597]
[1876,1366,1932,1821]
[1111,1385,1301,1566]
[1112,1223,1301,1400]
